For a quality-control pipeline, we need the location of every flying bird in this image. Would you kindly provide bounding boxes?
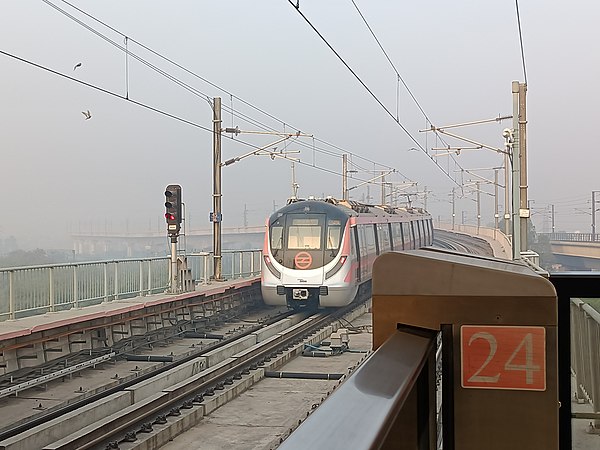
[82,110,92,120]
[73,62,82,71]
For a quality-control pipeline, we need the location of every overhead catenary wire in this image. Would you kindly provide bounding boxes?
[45,0,413,184]
[348,0,463,171]
[286,0,462,186]
[1,47,407,192]
[349,0,439,129]
[514,0,528,84]
[0,48,213,134]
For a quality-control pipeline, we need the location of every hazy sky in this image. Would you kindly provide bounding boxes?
[1,0,599,249]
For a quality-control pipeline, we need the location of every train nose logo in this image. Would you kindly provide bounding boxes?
[294,252,312,270]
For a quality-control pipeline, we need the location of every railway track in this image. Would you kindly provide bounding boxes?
[433,229,494,256]
[0,286,265,403]
[0,288,371,450]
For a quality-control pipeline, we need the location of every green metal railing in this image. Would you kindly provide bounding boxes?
[0,249,262,320]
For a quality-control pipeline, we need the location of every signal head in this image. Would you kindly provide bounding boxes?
[164,184,182,235]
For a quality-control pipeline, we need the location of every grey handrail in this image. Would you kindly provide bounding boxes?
[279,327,437,450]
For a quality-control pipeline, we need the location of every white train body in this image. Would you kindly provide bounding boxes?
[261,198,433,308]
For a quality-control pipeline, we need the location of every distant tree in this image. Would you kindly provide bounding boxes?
[0,249,54,268]
[528,220,555,270]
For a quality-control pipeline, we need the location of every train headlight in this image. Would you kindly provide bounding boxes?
[325,255,347,280]
[263,255,281,279]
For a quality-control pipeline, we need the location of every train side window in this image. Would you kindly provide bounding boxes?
[377,223,390,253]
[365,225,376,254]
[391,223,401,250]
[271,226,283,249]
[410,221,416,249]
[359,225,368,257]
[402,222,410,249]
[327,225,341,250]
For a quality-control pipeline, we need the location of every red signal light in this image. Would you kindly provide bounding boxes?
[165,213,176,221]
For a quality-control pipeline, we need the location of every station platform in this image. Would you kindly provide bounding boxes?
[0,277,259,341]
[0,277,261,374]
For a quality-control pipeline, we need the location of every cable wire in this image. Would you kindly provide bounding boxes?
[348,0,463,174]
[42,0,416,186]
[1,47,399,190]
[514,0,528,84]
[287,0,461,186]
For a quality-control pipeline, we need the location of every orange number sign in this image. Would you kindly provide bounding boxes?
[460,325,546,391]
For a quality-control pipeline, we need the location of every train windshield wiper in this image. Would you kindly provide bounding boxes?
[272,235,283,257]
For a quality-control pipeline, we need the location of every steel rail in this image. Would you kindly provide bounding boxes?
[73,293,371,449]
[0,303,292,442]
[0,353,116,399]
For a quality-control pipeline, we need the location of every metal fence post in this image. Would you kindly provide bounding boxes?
[239,252,243,278]
[104,262,109,302]
[49,267,55,313]
[203,254,209,284]
[139,260,144,297]
[147,260,152,295]
[8,271,14,320]
[586,314,600,429]
[114,262,119,300]
[73,265,79,309]
[250,251,255,276]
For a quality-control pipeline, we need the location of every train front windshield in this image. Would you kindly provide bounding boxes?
[269,213,346,269]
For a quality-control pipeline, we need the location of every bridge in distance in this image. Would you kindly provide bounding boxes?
[71,226,600,272]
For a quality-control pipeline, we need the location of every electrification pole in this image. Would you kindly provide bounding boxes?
[452,188,456,230]
[518,82,529,252]
[381,171,385,205]
[504,144,511,236]
[592,191,600,240]
[213,97,223,281]
[291,162,299,198]
[494,169,499,232]
[476,181,481,232]
[342,154,348,201]
[511,82,521,260]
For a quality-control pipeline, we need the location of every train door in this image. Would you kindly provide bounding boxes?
[352,226,361,282]
[358,225,369,279]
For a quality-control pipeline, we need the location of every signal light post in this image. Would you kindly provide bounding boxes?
[165,184,182,292]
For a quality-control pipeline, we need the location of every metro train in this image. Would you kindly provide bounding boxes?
[261,197,433,308]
